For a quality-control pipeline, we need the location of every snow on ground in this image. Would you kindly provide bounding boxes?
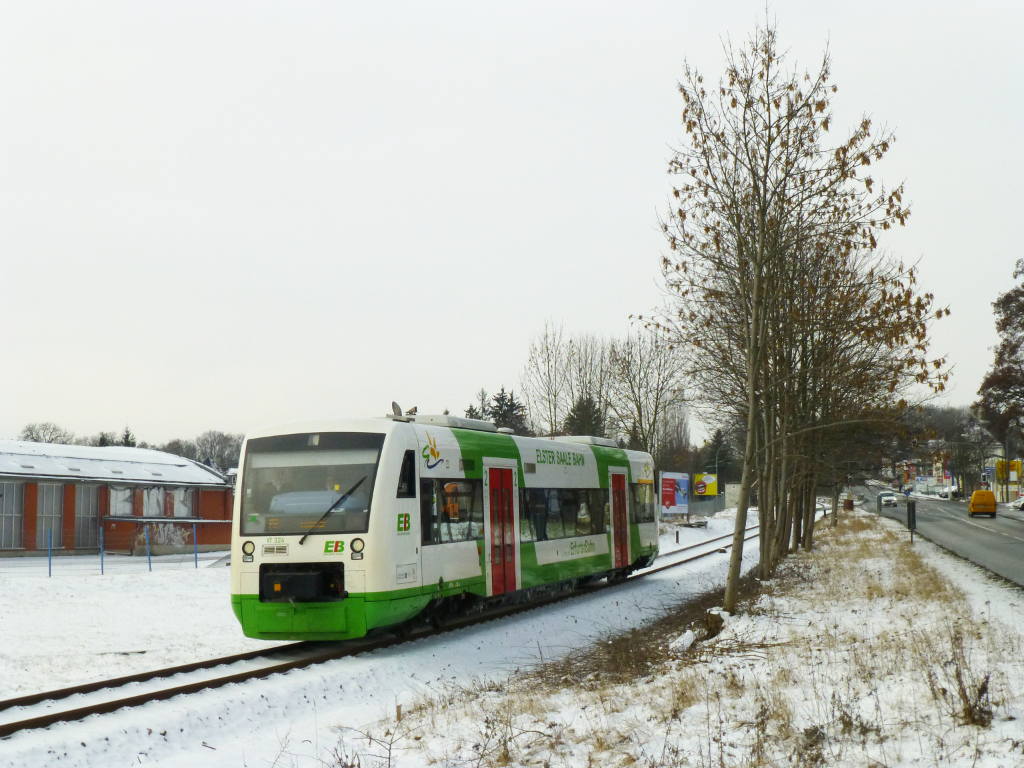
[1,513,746,767]
[0,552,284,699]
[344,507,1024,768]
[8,505,1016,767]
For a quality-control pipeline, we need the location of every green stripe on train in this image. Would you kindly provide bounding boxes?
[448,428,524,484]
[588,444,633,487]
[519,540,612,586]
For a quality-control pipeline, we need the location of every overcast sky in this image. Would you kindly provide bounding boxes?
[2,1,1020,445]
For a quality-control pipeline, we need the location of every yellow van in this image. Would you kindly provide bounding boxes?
[968,489,997,518]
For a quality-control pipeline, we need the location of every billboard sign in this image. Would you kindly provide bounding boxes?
[660,472,689,515]
[694,473,718,496]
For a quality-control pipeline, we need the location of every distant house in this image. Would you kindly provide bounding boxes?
[0,441,233,556]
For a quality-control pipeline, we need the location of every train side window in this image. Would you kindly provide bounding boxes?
[519,488,540,542]
[397,450,415,498]
[543,490,566,539]
[588,488,609,533]
[514,488,615,539]
[438,480,480,543]
[630,483,655,523]
[420,479,482,544]
[470,482,484,533]
[420,478,438,544]
[556,489,579,536]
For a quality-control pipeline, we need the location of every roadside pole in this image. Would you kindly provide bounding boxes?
[906,499,917,544]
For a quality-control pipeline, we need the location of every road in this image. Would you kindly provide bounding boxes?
[859,486,1024,587]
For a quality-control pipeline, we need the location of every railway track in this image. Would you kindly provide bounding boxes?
[0,524,758,740]
[655,525,755,561]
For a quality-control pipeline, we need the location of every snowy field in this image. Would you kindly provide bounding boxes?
[1,515,745,767]
[6,506,1016,767]
[0,551,284,699]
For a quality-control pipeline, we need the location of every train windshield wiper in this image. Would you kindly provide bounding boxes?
[298,476,367,545]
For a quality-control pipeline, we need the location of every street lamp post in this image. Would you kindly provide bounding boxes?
[708,442,724,483]
[705,442,724,493]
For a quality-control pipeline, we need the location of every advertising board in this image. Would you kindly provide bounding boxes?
[659,472,689,515]
[693,473,718,496]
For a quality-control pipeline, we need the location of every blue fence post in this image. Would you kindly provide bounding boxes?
[100,526,105,575]
[145,525,152,572]
[47,527,52,577]
[193,522,198,569]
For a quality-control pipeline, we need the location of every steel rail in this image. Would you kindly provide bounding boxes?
[0,527,761,739]
[0,641,387,739]
[657,524,758,560]
[642,532,759,577]
[0,642,313,713]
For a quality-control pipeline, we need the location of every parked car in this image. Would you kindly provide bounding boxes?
[968,489,997,518]
[878,492,897,507]
[1015,497,1024,511]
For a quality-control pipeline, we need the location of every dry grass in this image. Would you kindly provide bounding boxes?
[531,573,765,690]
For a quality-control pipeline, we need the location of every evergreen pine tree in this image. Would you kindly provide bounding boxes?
[490,387,532,435]
[562,395,605,437]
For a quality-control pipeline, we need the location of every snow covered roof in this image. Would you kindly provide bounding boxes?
[0,441,228,487]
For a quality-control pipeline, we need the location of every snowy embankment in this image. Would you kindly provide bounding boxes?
[355,509,1024,768]
[1,514,746,767]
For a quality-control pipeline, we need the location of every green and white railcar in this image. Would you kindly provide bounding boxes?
[231,414,658,641]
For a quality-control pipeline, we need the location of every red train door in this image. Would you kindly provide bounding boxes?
[611,472,629,569]
[488,467,516,595]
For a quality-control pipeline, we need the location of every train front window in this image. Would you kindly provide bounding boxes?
[240,432,385,535]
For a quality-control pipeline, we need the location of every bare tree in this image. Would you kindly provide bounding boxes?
[520,321,568,435]
[654,401,693,470]
[19,422,75,444]
[160,438,200,460]
[564,334,614,431]
[606,331,686,456]
[195,430,244,471]
[655,24,947,611]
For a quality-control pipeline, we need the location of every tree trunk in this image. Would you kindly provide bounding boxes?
[724,267,763,613]
[790,476,804,553]
[801,476,816,550]
[759,433,775,579]
[772,428,790,573]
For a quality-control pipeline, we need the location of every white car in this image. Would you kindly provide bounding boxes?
[878,492,898,507]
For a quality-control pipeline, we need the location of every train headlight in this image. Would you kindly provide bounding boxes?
[351,538,365,553]
[242,540,255,555]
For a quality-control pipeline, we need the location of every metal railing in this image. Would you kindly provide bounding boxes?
[0,522,227,576]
